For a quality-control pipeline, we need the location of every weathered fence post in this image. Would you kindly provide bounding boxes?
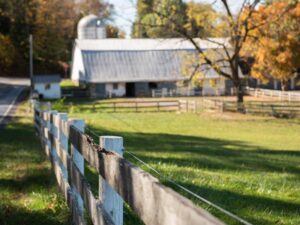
[58,113,68,179]
[70,119,85,214]
[99,136,124,225]
[50,111,58,156]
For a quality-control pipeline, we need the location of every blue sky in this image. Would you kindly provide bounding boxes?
[105,0,245,38]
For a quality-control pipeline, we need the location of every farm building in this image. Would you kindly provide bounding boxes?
[248,74,300,91]
[33,75,61,99]
[71,15,234,98]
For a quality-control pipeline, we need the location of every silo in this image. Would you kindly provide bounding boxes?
[77,14,106,40]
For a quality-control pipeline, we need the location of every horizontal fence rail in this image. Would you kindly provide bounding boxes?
[33,100,224,225]
[223,101,300,118]
[66,100,181,113]
[246,87,300,102]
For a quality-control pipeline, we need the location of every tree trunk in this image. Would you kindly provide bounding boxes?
[281,80,289,91]
[237,84,244,103]
[234,79,245,113]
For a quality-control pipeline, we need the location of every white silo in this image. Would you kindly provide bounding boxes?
[77,14,106,40]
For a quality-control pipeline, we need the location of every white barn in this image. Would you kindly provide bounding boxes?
[71,15,233,98]
[33,75,61,99]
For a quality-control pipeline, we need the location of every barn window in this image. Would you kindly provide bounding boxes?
[113,83,118,90]
[45,83,51,90]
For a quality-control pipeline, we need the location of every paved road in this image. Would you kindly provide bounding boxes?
[0,77,29,125]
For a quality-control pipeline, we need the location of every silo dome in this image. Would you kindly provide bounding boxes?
[77,14,106,40]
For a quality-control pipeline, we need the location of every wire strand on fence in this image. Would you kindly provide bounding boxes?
[84,126,252,225]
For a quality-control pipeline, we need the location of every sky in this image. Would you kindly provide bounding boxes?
[105,0,246,38]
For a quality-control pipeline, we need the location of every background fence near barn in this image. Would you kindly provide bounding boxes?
[58,100,182,113]
[246,87,300,102]
[182,98,300,118]
[32,100,224,225]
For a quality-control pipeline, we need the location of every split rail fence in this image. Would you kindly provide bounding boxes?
[33,100,224,225]
[190,99,300,118]
[63,100,195,113]
[223,101,300,118]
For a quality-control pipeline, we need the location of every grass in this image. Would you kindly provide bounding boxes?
[60,79,78,89]
[0,106,70,225]
[67,108,300,225]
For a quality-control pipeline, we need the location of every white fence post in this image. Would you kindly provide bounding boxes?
[69,119,85,213]
[99,136,124,225]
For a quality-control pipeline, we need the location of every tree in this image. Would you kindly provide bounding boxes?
[137,0,298,104]
[0,34,15,75]
[241,2,300,90]
[184,2,228,38]
[106,25,125,38]
[33,0,77,73]
[0,0,122,76]
[132,0,187,38]
[132,0,154,37]
[76,0,111,17]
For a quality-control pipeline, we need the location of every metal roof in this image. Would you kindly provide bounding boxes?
[33,75,61,84]
[74,38,231,83]
[75,38,229,51]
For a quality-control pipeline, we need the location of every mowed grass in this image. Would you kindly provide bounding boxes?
[0,107,70,224]
[69,110,300,225]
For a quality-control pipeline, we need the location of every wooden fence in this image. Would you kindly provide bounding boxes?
[246,87,300,102]
[223,101,300,118]
[33,100,224,225]
[179,99,300,118]
[90,100,180,112]
[66,100,181,113]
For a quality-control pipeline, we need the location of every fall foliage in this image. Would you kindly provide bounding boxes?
[241,2,300,90]
[0,0,123,77]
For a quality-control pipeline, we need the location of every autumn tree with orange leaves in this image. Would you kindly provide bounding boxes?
[242,2,300,91]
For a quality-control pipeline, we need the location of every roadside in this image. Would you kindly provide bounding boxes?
[0,100,70,225]
[0,77,30,127]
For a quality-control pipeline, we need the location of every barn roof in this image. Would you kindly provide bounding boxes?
[73,38,229,83]
[75,38,229,51]
[33,75,61,84]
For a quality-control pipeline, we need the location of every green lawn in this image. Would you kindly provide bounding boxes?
[69,110,300,225]
[0,108,70,225]
[60,79,78,89]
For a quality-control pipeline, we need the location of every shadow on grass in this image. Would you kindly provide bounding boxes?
[87,125,300,224]
[0,169,54,192]
[88,126,300,175]
[0,204,70,225]
[166,181,300,224]
[0,119,70,225]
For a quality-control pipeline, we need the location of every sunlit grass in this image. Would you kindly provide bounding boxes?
[0,107,70,225]
[69,110,300,225]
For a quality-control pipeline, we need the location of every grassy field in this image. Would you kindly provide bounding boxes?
[68,109,300,225]
[0,107,70,224]
[4,98,299,225]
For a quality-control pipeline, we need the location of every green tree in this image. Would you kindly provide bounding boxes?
[132,0,186,38]
[106,24,125,38]
[132,0,153,37]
